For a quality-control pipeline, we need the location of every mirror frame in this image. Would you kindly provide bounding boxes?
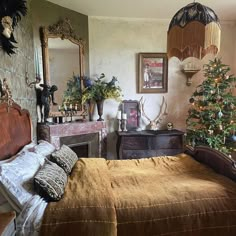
[39,18,85,116]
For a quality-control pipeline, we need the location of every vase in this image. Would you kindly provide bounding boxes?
[87,99,95,121]
[96,99,104,121]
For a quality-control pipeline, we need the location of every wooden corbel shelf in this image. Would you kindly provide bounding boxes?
[182,69,200,86]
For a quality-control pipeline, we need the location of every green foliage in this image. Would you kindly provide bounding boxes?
[63,74,82,105]
[82,73,122,103]
[186,58,236,155]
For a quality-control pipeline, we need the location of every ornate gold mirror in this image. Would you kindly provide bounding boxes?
[40,18,85,117]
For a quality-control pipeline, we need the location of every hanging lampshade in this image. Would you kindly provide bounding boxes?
[167,2,221,61]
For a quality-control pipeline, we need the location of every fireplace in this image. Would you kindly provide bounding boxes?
[60,133,99,157]
[37,121,107,158]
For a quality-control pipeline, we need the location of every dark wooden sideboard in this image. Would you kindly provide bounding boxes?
[116,129,184,159]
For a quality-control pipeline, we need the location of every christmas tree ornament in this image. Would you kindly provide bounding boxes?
[189,98,195,103]
[218,110,223,118]
[232,135,236,142]
[208,130,214,135]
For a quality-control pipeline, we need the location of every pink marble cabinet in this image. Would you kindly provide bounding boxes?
[37,121,107,158]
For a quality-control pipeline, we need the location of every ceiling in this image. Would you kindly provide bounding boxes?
[47,0,236,21]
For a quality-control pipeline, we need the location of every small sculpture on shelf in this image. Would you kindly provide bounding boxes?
[37,83,58,123]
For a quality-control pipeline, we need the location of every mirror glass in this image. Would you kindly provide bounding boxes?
[40,19,85,116]
[48,38,80,112]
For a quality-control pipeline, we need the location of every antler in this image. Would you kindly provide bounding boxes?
[139,96,168,130]
[139,96,152,123]
[153,96,168,124]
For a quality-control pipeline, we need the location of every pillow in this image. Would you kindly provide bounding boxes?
[0,151,46,212]
[34,161,67,201]
[32,140,56,157]
[0,141,36,165]
[51,145,78,175]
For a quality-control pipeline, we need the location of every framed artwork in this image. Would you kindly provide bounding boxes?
[123,100,140,131]
[138,53,168,93]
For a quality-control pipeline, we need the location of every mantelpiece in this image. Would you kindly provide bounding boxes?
[37,121,107,158]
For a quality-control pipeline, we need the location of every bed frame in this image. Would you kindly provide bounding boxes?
[0,102,32,161]
[0,101,235,182]
[185,145,236,181]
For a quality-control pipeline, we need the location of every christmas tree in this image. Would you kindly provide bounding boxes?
[186,58,236,155]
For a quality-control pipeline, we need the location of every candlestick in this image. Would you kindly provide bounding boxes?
[122,119,127,132]
[64,103,67,111]
[35,48,40,76]
[117,110,122,119]
[118,119,122,132]
[122,113,127,120]
[70,104,73,109]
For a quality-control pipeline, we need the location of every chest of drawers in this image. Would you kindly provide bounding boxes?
[116,129,184,159]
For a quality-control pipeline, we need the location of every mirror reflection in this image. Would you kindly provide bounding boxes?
[40,18,85,117]
[48,38,80,112]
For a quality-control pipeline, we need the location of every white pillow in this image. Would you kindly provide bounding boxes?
[33,140,56,157]
[0,151,45,212]
[0,141,36,165]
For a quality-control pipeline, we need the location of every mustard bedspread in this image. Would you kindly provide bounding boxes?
[40,154,236,236]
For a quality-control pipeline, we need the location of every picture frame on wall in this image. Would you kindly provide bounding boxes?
[123,100,141,131]
[138,53,168,93]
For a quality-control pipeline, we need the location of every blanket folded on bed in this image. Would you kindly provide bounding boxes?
[40,158,117,236]
[40,154,236,236]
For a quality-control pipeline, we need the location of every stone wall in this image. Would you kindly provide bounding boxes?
[0,0,37,140]
[0,0,89,142]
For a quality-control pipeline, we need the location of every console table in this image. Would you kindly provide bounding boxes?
[116,129,184,159]
[37,121,107,158]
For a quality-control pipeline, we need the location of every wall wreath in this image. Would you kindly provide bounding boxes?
[0,0,27,55]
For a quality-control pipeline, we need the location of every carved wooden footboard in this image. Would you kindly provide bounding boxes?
[185,145,236,181]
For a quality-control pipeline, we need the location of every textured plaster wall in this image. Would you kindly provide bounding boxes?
[89,17,236,159]
[0,0,37,140]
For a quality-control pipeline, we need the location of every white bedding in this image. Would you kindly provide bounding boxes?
[16,195,47,236]
[0,140,56,235]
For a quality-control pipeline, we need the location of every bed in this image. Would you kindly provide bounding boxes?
[0,102,236,236]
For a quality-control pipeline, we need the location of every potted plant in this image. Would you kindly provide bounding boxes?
[82,73,122,121]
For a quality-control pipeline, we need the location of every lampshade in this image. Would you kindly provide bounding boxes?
[167,2,221,61]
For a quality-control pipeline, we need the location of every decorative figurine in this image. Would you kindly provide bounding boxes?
[0,0,27,55]
[37,83,58,123]
[167,122,173,130]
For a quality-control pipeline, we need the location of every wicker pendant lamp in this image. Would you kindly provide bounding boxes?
[167,2,221,61]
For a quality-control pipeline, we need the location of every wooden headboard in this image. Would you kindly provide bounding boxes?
[0,102,32,161]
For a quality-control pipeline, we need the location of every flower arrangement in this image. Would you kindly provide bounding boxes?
[82,73,122,103]
[63,74,82,105]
